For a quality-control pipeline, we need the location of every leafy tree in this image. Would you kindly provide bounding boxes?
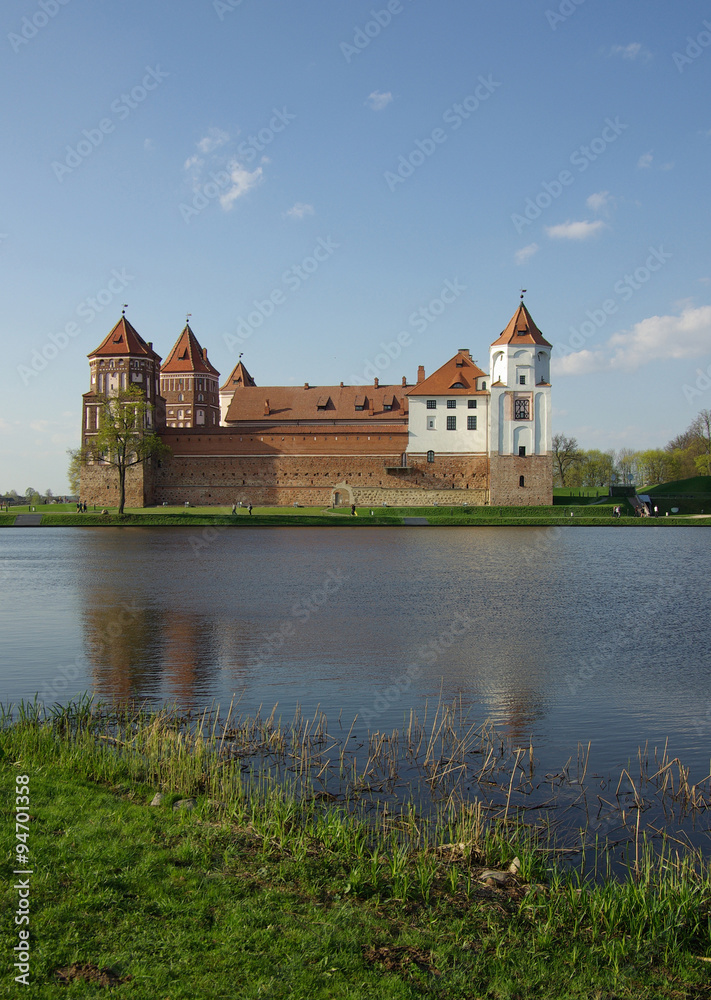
[552,434,580,487]
[691,409,711,475]
[25,487,36,500]
[615,448,637,485]
[81,386,169,515]
[584,449,617,487]
[66,449,82,495]
[636,449,671,486]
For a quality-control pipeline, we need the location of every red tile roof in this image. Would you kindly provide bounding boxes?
[490,303,552,347]
[406,350,487,396]
[88,316,161,361]
[221,360,256,390]
[224,383,410,424]
[161,325,220,376]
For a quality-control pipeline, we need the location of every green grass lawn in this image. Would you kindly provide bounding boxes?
[3,709,711,999]
[4,498,710,527]
[644,475,711,496]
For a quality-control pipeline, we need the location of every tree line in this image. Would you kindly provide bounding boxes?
[553,409,711,488]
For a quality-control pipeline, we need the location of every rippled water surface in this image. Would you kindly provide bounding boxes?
[1,526,709,783]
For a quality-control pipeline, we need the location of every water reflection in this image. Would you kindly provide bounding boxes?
[1,526,709,782]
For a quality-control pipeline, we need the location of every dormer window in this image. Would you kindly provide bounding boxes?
[481,381,486,390]
[450,382,465,388]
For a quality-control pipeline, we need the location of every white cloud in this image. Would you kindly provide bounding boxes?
[660,161,674,171]
[184,153,204,173]
[219,160,263,210]
[197,127,230,154]
[552,349,609,377]
[144,138,155,152]
[546,219,606,240]
[586,190,613,212]
[29,420,52,433]
[609,42,651,61]
[514,242,539,265]
[285,202,314,220]
[608,305,711,369]
[367,90,393,111]
[637,151,653,169]
[552,305,711,376]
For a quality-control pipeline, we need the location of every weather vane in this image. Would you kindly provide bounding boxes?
[186,312,192,324]
[122,303,128,315]
[520,288,527,302]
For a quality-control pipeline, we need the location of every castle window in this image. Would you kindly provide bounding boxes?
[519,375,526,385]
[178,393,184,402]
[468,399,476,409]
[447,399,456,409]
[519,446,526,457]
[427,450,435,463]
[426,400,436,409]
[481,381,486,390]
[519,475,525,487]
[446,415,456,431]
[427,417,436,430]
[198,394,204,401]
[514,398,530,420]
[467,416,477,430]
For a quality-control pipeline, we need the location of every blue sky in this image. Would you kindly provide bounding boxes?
[2,0,710,492]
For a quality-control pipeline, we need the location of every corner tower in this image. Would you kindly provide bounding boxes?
[80,315,165,506]
[82,315,164,443]
[161,324,221,429]
[488,301,553,505]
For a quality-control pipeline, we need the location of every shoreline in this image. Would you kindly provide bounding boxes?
[2,700,710,998]
[2,511,709,528]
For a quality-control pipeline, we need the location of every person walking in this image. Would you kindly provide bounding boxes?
[231,503,237,515]
[248,504,252,516]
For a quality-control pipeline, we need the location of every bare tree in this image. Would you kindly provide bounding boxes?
[552,434,580,487]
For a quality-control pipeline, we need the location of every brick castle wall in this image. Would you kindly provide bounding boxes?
[152,450,490,506]
[80,461,153,507]
[77,432,552,508]
[488,454,552,506]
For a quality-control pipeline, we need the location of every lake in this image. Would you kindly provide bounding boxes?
[1,526,709,783]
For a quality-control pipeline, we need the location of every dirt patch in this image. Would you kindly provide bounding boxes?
[363,944,440,976]
[55,962,132,987]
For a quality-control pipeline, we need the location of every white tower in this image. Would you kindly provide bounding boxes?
[488,301,553,504]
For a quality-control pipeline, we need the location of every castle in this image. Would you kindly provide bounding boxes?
[80,301,553,507]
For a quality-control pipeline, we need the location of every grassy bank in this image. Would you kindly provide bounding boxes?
[3,504,709,527]
[2,701,710,998]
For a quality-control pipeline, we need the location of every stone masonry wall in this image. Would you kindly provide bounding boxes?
[152,452,491,506]
[80,461,153,508]
[77,442,551,508]
[488,454,553,506]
